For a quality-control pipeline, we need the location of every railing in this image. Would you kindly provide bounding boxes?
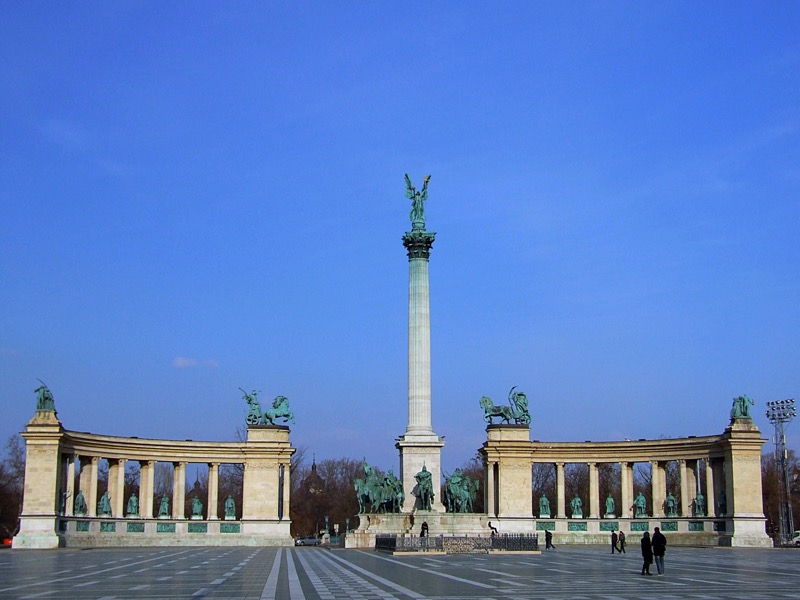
[376,533,538,553]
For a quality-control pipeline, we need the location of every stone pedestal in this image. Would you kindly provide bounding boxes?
[480,425,534,529]
[721,419,771,547]
[13,411,64,549]
[396,434,446,513]
[241,425,294,545]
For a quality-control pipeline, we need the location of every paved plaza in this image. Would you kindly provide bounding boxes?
[1,545,799,599]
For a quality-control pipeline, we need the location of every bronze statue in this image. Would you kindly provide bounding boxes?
[405,174,431,230]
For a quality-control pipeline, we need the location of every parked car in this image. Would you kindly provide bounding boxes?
[791,531,800,546]
[295,536,321,546]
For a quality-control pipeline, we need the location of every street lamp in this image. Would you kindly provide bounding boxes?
[766,398,797,545]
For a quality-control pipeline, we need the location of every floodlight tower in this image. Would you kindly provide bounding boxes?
[765,398,796,545]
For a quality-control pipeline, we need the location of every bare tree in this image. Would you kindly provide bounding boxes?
[531,463,556,514]
[0,435,25,538]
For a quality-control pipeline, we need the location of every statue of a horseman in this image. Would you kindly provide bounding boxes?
[443,468,480,513]
[480,386,531,425]
[241,388,295,425]
[354,461,381,514]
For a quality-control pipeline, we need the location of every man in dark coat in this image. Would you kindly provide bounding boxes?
[545,529,555,549]
[618,530,626,553]
[611,531,619,553]
[640,531,653,575]
[651,526,667,575]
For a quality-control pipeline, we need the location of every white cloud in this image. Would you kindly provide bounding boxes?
[173,357,198,368]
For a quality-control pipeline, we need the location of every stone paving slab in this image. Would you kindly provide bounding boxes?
[1,545,799,599]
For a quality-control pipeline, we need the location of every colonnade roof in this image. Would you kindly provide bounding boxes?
[528,434,726,463]
[59,429,275,463]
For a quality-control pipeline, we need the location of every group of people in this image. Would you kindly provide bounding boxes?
[545,527,667,577]
[610,530,626,553]
[640,527,667,576]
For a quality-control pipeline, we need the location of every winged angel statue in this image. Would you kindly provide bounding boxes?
[405,174,431,229]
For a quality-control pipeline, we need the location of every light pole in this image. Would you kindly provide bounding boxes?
[765,398,796,545]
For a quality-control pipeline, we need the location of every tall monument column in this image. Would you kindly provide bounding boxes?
[396,174,445,513]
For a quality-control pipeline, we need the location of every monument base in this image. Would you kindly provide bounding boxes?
[13,516,63,549]
[345,512,495,549]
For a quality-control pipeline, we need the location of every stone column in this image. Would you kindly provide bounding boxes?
[140,460,156,518]
[112,459,126,517]
[207,463,219,520]
[485,461,496,517]
[588,462,600,519]
[281,462,291,521]
[620,462,631,518]
[652,461,665,517]
[82,457,99,517]
[556,463,566,519]
[65,455,76,516]
[397,221,445,512]
[679,459,690,517]
[686,462,698,513]
[712,458,726,516]
[173,462,186,519]
[705,459,716,518]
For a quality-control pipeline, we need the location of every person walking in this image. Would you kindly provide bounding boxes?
[618,530,626,553]
[651,526,667,575]
[640,531,653,576]
[545,529,555,550]
[611,531,619,553]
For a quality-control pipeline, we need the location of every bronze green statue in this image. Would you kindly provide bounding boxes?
[480,387,531,425]
[633,492,647,517]
[34,379,55,411]
[694,492,706,516]
[98,491,111,516]
[605,494,615,516]
[241,388,295,426]
[192,496,203,518]
[665,491,677,517]
[444,468,480,513]
[224,495,236,519]
[405,174,431,230]
[158,494,170,518]
[74,490,87,515]
[126,494,139,516]
[354,461,404,514]
[570,495,583,518]
[730,394,754,419]
[413,464,435,511]
[539,494,551,517]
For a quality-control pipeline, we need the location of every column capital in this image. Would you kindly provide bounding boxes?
[402,230,436,260]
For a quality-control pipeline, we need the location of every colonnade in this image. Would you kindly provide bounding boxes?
[481,418,771,547]
[13,409,295,549]
[526,457,718,519]
[60,455,232,520]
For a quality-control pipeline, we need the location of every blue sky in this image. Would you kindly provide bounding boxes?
[2,2,798,474]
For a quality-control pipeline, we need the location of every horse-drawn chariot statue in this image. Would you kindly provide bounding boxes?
[241,388,295,426]
[480,386,531,425]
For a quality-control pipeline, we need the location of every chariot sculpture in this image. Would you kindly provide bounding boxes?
[480,386,531,425]
[241,388,295,426]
